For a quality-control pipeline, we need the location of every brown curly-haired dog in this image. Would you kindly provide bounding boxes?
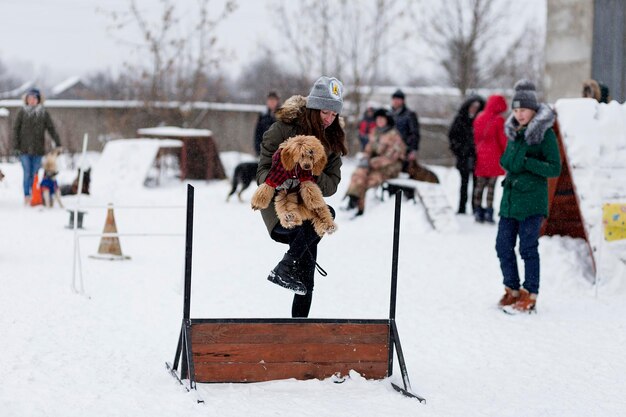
[251,135,337,237]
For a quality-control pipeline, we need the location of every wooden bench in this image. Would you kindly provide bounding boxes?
[167,185,424,403]
[381,178,418,203]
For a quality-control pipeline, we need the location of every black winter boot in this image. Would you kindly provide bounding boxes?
[268,253,307,295]
[474,207,485,223]
[484,208,495,224]
[345,195,359,211]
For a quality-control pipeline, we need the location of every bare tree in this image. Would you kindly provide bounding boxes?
[0,57,23,93]
[235,52,311,104]
[412,0,544,97]
[272,0,413,151]
[99,0,237,106]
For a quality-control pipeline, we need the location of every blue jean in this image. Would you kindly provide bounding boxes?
[495,215,544,294]
[19,154,42,197]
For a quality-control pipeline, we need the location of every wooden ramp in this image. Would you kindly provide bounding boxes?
[542,121,587,239]
[541,120,595,273]
[167,185,424,403]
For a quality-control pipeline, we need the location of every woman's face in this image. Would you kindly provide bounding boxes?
[513,108,536,126]
[375,115,388,128]
[320,109,338,129]
[468,101,480,118]
[26,95,39,106]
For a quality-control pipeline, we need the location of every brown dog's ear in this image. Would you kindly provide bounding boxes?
[310,138,327,176]
[279,139,298,171]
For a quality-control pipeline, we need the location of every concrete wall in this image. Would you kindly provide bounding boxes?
[0,98,459,167]
[592,0,626,102]
[0,101,264,158]
[545,0,595,104]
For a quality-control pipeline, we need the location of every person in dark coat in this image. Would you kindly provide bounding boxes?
[12,88,61,205]
[256,76,347,318]
[253,91,280,156]
[448,95,485,214]
[496,79,561,314]
[390,89,420,169]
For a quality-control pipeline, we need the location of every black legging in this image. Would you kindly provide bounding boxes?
[458,167,476,213]
[270,206,335,318]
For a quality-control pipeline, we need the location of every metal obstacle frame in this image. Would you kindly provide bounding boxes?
[167,184,425,403]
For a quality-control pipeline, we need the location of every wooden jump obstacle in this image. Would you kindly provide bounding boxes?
[166,184,424,403]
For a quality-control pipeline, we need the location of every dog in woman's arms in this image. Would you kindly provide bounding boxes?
[251,135,337,237]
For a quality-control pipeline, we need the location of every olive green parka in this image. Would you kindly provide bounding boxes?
[12,94,61,155]
[256,95,343,235]
[499,104,561,220]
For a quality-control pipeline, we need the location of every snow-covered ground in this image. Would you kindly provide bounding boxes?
[1,139,625,416]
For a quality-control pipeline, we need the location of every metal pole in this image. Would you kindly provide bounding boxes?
[389,190,402,320]
[72,134,88,294]
[183,184,194,320]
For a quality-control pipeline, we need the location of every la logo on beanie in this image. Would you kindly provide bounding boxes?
[329,79,341,99]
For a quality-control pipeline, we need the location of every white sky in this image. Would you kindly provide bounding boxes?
[0,0,273,86]
[0,0,547,90]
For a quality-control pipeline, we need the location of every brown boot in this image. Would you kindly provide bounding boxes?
[512,289,537,312]
[498,287,519,307]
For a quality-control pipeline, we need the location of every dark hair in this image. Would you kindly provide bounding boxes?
[25,88,41,104]
[373,108,395,128]
[298,108,348,156]
[267,91,279,100]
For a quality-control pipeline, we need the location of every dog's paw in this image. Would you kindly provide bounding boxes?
[280,212,303,229]
[251,186,273,210]
[325,222,338,234]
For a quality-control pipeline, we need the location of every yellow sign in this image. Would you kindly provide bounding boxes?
[603,203,626,241]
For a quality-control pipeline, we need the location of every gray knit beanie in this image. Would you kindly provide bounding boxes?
[306,76,344,114]
[511,79,539,111]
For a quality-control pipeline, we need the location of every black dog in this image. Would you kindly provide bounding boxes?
[60,168,91,196]
[227,162,258,202]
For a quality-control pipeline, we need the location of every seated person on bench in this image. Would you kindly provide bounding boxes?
[345,108,406,216]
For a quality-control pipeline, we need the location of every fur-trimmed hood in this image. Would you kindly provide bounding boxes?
[505,103,555,145]
[22,91,45,105]
[275,95,307,124]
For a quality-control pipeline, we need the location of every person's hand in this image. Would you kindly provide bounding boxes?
[407,150,417,162]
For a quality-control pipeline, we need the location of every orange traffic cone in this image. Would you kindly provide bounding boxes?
[89,205,130,260]
[30,173,43,206]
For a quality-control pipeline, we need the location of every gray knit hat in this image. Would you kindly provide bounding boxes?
[511,79,539,111]
[306,76,344,114]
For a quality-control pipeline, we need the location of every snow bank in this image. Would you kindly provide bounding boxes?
[555,98,626,285]
[90,139,182,201]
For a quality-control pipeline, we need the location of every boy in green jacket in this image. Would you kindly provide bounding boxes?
[496,80,561,313]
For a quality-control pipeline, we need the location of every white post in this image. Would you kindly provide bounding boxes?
[72,134,89,294]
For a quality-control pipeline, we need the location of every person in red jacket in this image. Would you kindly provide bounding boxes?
[472,95,508,223]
